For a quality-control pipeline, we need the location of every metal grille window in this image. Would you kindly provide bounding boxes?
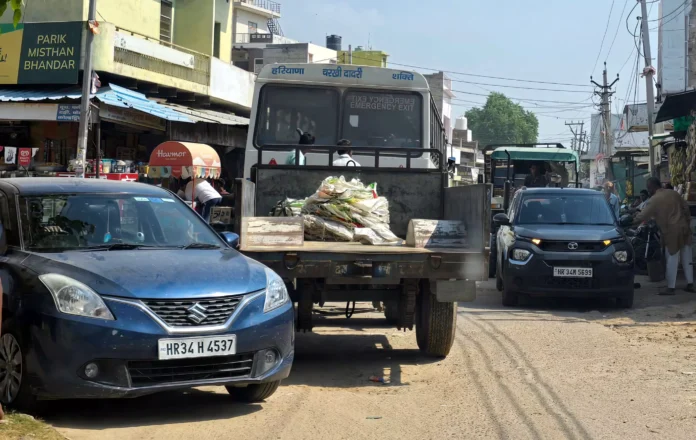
[248,21,258,33]
[160,0,173,44]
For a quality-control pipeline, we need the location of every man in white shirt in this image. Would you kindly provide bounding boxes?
[184,178,222,222]
[332,139,360,167]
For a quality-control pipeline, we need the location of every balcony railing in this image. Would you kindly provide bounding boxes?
[234,33,297,45]
[235,0,281,14]
[113,27,210,86]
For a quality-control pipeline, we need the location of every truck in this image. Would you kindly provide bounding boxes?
[482,143,580,277]
[234,63,489,357]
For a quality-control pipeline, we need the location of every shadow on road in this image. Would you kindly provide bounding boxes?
[46,388,262,430]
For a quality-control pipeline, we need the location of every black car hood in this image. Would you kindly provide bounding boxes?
[514,224,622,241]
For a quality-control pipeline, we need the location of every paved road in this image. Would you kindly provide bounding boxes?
[49,280,696,440]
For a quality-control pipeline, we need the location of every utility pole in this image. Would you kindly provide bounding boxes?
[591,63,619,182]
[565,121,585,151]
[639,0,657,177]
[75,0,98,178]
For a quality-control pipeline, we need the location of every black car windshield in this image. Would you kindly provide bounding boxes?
[20,194,223,251]
[516,194,616,225]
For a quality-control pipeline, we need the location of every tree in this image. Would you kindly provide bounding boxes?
[0,0,24,29]
[465,93,539,146]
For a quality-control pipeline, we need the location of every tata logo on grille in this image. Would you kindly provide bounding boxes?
[186,303,208,324]
[567,242,579,250]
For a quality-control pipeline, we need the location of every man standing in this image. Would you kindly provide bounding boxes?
[332,139,361,167]
[523,164,548,188]
[184,179,223,223]
[286,130,315,166]
[603,182,621,219]
[634,177,694,295]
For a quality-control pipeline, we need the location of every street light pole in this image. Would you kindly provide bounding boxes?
[75,0,98,178]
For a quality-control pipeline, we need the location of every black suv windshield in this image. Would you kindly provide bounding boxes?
[516,194,616,225]
[20,194,223,251]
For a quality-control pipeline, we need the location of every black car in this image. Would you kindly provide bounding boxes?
[494,187,634,307]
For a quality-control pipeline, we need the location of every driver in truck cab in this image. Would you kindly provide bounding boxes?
[524,164,548,188]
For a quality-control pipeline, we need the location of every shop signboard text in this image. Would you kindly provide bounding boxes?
[0,21,82,84]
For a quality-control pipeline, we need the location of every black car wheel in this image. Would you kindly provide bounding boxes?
[501,270,519,307]
[616,288,635,309]
[0,320,39,412]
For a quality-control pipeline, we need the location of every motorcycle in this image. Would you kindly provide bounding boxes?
[624,219,661,276]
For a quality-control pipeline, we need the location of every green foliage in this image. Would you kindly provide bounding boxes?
[465,92,539,146]
[0,1,7,20]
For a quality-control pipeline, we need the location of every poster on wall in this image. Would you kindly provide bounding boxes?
[0,21,82,84]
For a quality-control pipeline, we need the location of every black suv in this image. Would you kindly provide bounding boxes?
[494,188,634,307]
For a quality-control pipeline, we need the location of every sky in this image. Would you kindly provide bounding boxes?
[281,0,661,147]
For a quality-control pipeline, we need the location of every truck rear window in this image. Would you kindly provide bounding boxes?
[341,90,422,148]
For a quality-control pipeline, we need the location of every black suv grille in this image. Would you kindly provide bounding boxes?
[142,296,243,327]
[539,241,605,252]
[128,354,253,387]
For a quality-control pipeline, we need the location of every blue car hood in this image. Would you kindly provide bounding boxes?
[514,224,622,241]
[22,249,268,300]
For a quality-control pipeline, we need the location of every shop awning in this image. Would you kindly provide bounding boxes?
[0,84,192,123]
[161,103,249,126]
[655,89,696,123]
[147,141,221,179]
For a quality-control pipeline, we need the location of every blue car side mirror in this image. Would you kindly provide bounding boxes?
[220,231,240,248]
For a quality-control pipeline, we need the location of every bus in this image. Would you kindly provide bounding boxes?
[243,63,446,178]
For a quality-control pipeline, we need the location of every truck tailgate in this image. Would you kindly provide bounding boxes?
[241,241,477,254]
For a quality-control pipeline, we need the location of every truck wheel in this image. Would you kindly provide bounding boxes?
[415,281,457,358]
[384,301,399,324]
[488,235,497,278]
[226,381,281,402]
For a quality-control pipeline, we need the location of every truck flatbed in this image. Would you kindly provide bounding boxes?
[241,241,478,254]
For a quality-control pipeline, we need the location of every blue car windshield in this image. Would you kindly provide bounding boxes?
[516,194,616,225]
[20,193,224,251]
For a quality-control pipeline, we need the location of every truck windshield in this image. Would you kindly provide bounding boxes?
[20,194,223,251]
[255,86,339,146]
[342,90,422,148]
[254,86,422,149]
[516,194,615,225]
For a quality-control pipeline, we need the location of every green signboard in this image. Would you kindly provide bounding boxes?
[0,21,82,84]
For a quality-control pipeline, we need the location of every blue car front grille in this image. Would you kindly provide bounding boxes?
[128,354,254,387]
[142,296,242,327]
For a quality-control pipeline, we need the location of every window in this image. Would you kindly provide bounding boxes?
[255,85,339,146]
[160,0,173,45]
[248,21,258,34]
[20,194,222,251]
[213,22,221,58]
[516,194,615,226]
[342,90,422,148]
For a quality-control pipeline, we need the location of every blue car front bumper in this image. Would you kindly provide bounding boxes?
[21,291,294,399]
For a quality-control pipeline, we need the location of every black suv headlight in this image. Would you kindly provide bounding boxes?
[511,249,531,261]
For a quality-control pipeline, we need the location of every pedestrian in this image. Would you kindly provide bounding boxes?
[634,176,694,295]
[332,139,361,167]
[523,164,548,188]
[603,182,621,219]
[184,178,223,223]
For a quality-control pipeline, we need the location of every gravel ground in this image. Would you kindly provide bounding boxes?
[47,277,696,440]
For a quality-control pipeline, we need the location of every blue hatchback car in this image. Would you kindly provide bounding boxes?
[0,178,294,411]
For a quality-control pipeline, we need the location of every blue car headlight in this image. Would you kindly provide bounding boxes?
[264,268,289,313]
[39,274,115,320]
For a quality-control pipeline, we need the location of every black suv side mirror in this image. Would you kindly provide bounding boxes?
[493,213,510,226]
